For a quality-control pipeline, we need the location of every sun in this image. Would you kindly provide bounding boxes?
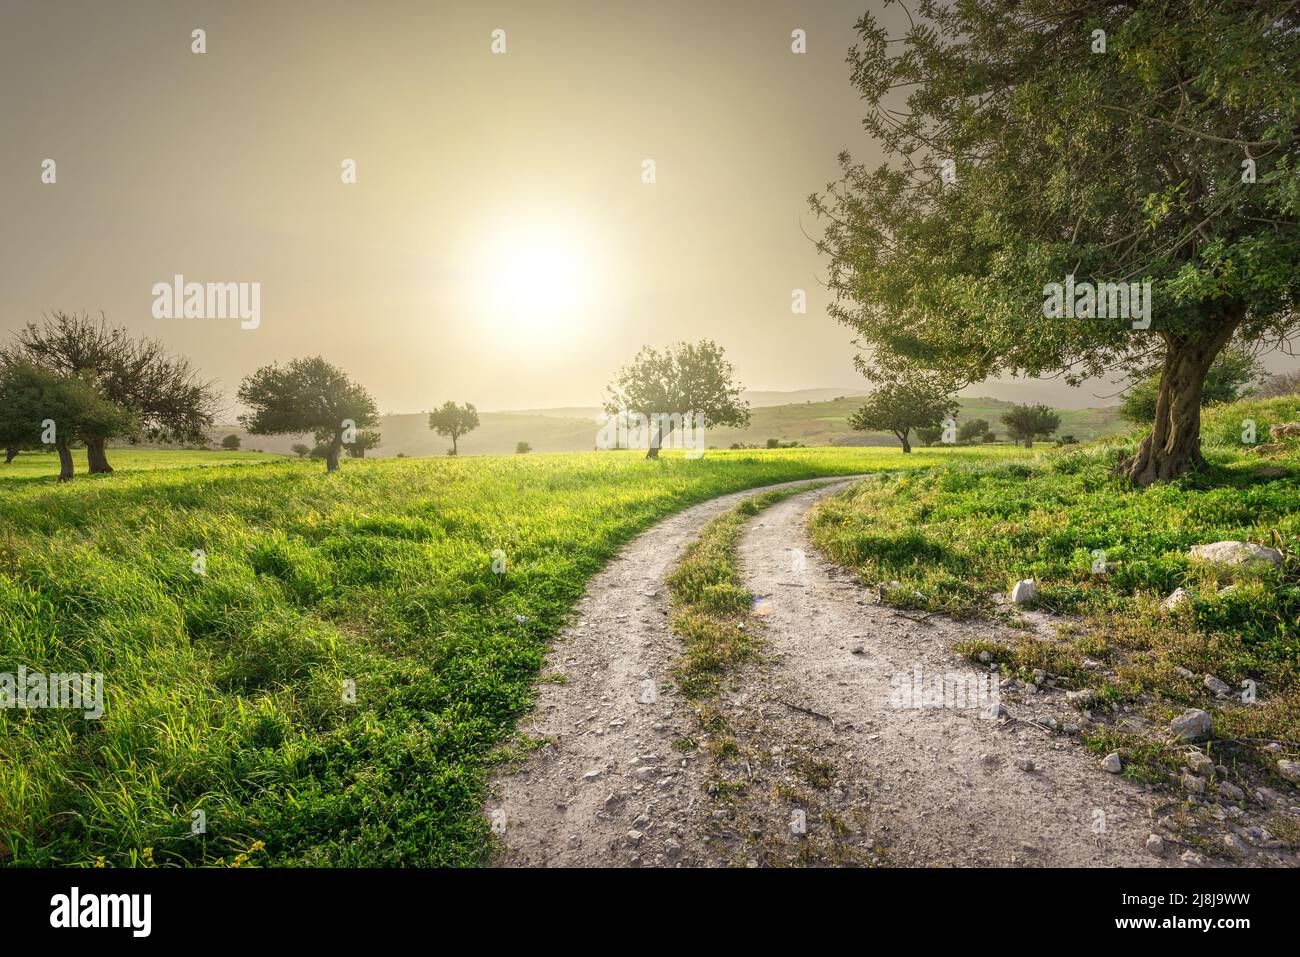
[479,224,597,338]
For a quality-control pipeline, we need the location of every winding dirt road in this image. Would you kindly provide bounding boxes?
[490,478,1181,867]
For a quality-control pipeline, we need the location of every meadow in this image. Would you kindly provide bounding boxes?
[1,449,284,482]
[809,396,1300,782]
[0,444,1000,866]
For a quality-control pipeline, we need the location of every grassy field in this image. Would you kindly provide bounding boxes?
[809,396,1300,784]
[1,449,285,482]
[0,444,1003,866]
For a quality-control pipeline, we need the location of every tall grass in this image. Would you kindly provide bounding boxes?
[0,446,988,866]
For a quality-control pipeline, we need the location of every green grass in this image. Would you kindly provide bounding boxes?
[0,444,1002,867]
[809,395,1300,782]
[2,448,284,482]
[668,486,816,698]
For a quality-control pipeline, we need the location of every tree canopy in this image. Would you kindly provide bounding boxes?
[1000,403,1061,448]
[604,340,750,458]
[237,356,378,472]
[848,375,957,453]
[812,0,1300,484]
[2,312,219,473]
[427,402,479,455]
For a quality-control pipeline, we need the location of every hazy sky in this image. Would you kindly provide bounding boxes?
[1,0,1247,414]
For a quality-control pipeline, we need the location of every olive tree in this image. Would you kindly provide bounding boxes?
[237,357,378,472]
[812,0,1300,485]
[603,340,750,458]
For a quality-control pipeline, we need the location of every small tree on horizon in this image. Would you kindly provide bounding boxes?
[346,429,382,459]
[957,419,991,444]
[604,340,750,459]
[291,442,310,458]
[848,376,957,454]
[1001,403,1061,449]
[237,357,378,472]
[427,402,479,455]
[221,434,241,450]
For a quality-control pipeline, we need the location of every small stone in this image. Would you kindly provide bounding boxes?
[1203,674,1230,696]
[1174,666,1194,678]
[1064,723,1081,735]
[1161,588,1191,612]
[582,769,603,781]
[1185,752,1213,776]
[851,645,865,655]
[625,829,643,847]
[1223,833,1249,855]
[1066,690,1096,708]
[1170,708,1213,742]
[1102,752,1122,774]
[1180,850,1203,865]
[1017,759,1035,772]
[979,753,997,767]
[664,839,682,861]
[1010,579,1038,604]
[1032,669,1047,684]
[1182,772,1206,795]
[1025,682,1039,694]
[1144,833,1165,856]
[1034,715,1058,730]
[603,792,623,810]
[1219,782,1245,802]
[632,813,651,830]
[978,650,992,663]
[1277,760,1300,783]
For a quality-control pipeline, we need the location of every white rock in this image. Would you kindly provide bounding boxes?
[1161,588,1191,611]
[1010,579,1038,604]
[1017,759,1035,772]
[1203,674,1230,696]
[1188,541,1283,570]
[1102,752,1122,774]
[1144,834,1165,856]
[1182,772,1206,794]
[1277,760,1300,783]
[1170,708,1213,742]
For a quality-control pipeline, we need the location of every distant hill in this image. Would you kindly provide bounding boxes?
[210,394,1124,458]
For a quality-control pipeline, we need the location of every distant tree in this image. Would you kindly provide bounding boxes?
[1001,404,1061,449]
[1257,368,1300,399]
[237,356,379,473]
[2,312,219,473]
[982,431,997,443]
[221,434,241,451]
[515,441,532,454]
[427,402,479,455]
[291,442,311,458]
[848,376,957,454]
[1119,347,1262,425]
[346,429,382,459]
[957,419,990,444]
[604,340,750,459]
[915,425,943,447]
[0,362,135,481]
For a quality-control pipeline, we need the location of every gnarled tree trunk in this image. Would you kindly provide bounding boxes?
[56,441,74,482]
[4,446,18,464]
[1125,320,1240,487]
[897,431,912,454]
[86,436,114,474]
[325,436,343,473]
